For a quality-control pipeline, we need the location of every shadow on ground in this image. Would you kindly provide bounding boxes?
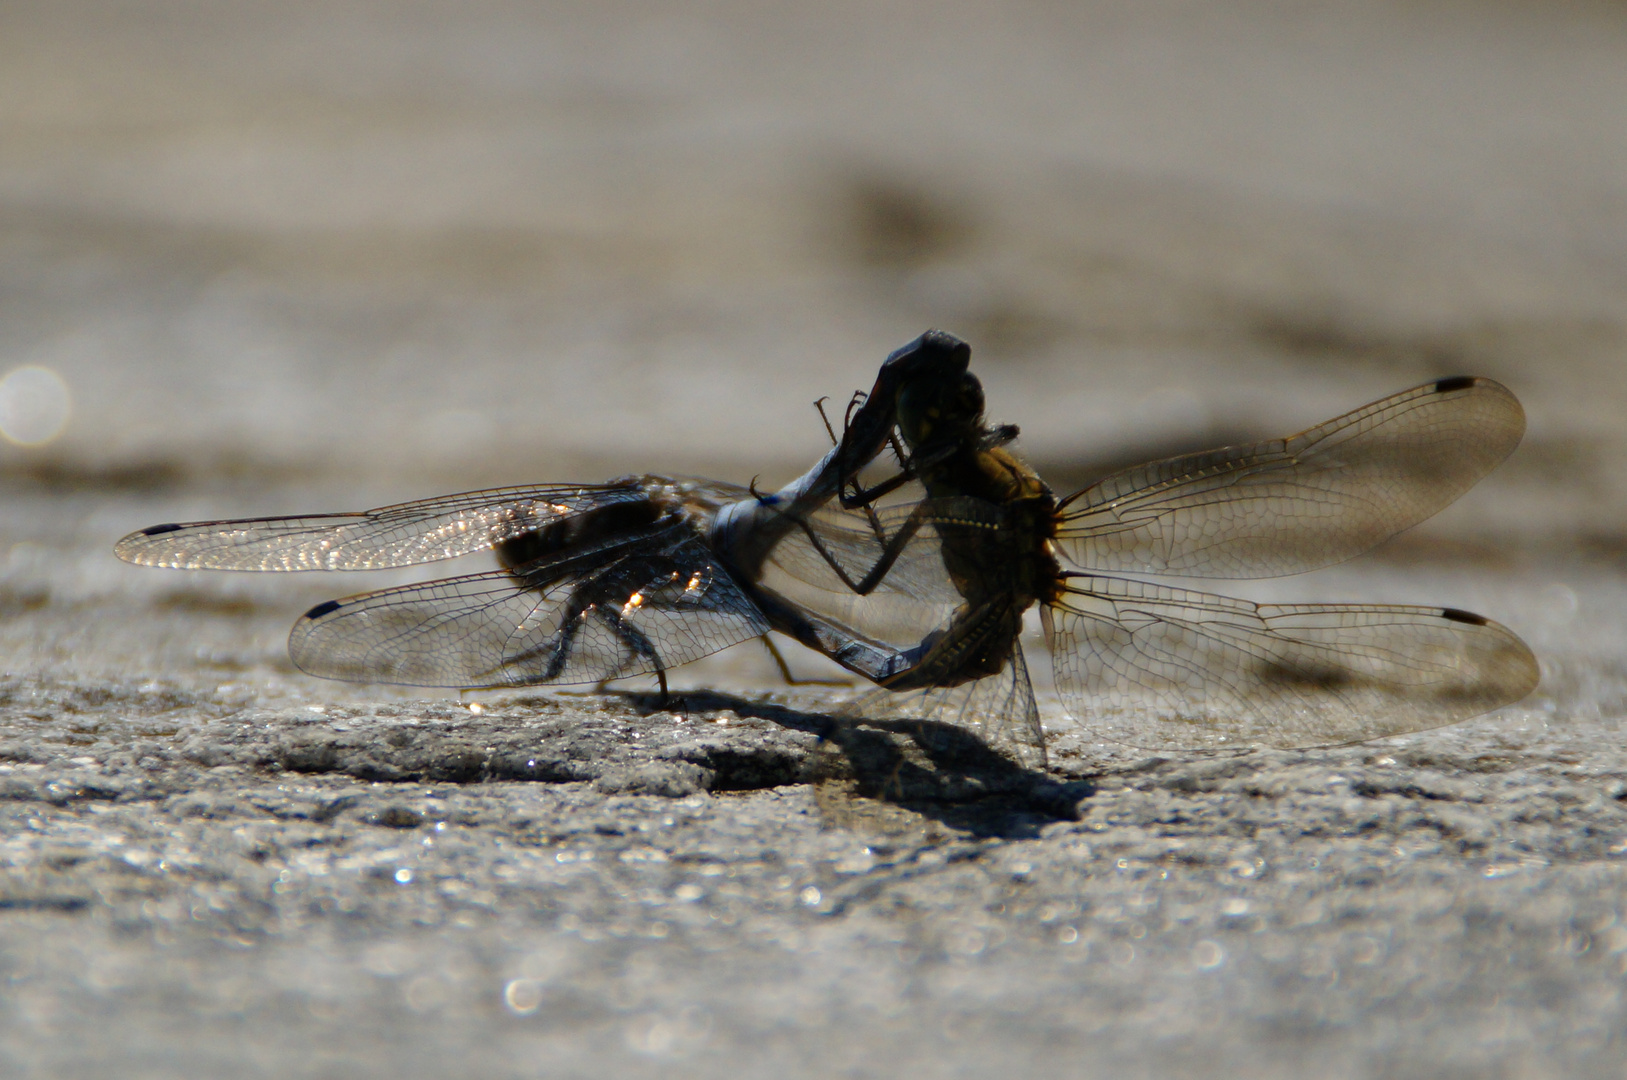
[624,689,1096,838]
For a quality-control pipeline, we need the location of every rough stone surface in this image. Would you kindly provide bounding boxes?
[2,632,1625,1078]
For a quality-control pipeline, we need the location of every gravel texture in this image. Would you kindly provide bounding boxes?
[1,669,1625,1079]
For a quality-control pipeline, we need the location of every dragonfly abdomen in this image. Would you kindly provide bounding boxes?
[494,497,665,571]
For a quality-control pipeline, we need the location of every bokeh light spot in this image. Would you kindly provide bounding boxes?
[0,366,72,447]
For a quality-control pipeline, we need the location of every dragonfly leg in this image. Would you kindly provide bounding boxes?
[784,500,932,597]
[813,396,840,447]
[835,460,915,510]
[590,665,670,703]
[825,392,906,541]
[831,384,914,512]
[851,429,916,542]
[590,603,671,703]
[835,439,962,511]
[497,569,673,699]
[761,634,851,687]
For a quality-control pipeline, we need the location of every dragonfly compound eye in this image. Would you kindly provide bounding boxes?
[956,373,986,420]
[897,369,987,448]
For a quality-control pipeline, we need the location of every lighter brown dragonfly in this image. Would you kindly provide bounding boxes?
[755,334,1539,766]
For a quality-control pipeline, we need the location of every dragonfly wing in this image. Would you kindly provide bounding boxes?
[760,498,1005,603]
[755,502,965,644]
[1044,574,1538,750]
[1055,377,1524,577]
[287,531,769,688]
[840,645,1046,770]
[114,481,655,571]
[933,645,1046,770]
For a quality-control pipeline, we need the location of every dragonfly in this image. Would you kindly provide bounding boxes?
[766,333,1540,763]
[114,334,973,700]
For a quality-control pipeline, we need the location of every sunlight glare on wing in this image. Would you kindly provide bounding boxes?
[112,482,657,572]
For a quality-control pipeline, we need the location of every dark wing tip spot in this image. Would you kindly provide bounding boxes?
[304,599,343,620]
[1433,376,1477,394]
[142,523,184,536]
[1440,607,1488,626]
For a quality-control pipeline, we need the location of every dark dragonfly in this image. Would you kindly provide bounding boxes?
[114,337,964,698]
[767,332,1539,763]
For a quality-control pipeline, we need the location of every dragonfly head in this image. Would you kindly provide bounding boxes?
[871,330,983,451]
[840,329,976,475]
[896,365,987,451]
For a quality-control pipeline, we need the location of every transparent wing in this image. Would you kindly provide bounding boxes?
[761,496,1044,767]
[1055,377,1524,578]
[841,646,1046,770]
[1043,574,1539,750]
[286,530,769,688]
[114,481,653,571]
[755,502,965,645]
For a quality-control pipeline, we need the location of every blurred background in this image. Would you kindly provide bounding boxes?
[1,0,1624,692]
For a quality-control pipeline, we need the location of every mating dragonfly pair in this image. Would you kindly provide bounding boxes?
[117,332,1538,766]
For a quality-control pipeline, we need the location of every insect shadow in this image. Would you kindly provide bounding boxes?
[619,688,1095,838]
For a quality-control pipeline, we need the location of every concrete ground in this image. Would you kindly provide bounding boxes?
[3,2,1627,1077]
